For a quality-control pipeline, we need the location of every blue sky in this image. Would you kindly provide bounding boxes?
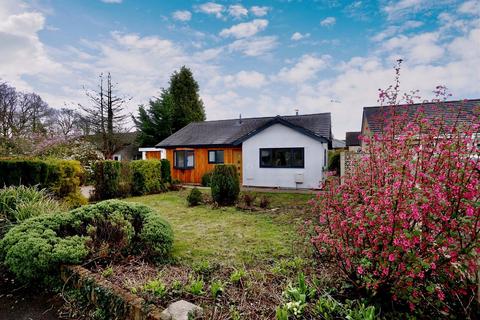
[0,0,479,138]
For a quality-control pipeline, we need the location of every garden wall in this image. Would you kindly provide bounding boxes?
[61,265,163,320]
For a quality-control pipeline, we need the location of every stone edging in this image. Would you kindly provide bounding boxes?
[61,265,163,320]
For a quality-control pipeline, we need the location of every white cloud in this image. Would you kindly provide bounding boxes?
[198,2,224,19]
[220,19,268,39]
[250,6,269,17]
[371,20,423,42]
[172,10,192,22]
[228,5,248,19]
[101,0,122,3]
[458,0,480,15]
[291,32,310,41]
[277,54,329,83]
[224,70,268,88]
[228,36,277,56]
[383,0,423,20]
[0,3,63,89]
[380,32,444,64]
[320,17,336,27]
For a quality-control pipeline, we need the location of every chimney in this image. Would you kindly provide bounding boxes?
[239,114,242,124]
[295,108,299,116]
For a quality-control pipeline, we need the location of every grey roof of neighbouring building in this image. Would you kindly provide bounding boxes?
[156,113,332,148]
[345,132,361,146]
[363,99,480,134]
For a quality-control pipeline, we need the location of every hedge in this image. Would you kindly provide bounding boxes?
[131,160,166,195]
[92,160,170,200]
[0,159,86,207]
[0,200,174,284]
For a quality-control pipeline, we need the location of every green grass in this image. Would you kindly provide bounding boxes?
[126,190,313,267]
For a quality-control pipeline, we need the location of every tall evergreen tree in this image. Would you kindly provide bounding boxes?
[169,66,206,132]
[133,89,174,146]
[134,66,206,146]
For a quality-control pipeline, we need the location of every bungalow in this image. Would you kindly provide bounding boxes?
[361,99,480,147]
[155,113,332,189]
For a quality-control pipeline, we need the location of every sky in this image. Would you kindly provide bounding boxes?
[0,0,479,139]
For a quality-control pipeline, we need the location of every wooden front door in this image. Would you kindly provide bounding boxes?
[232,149,242,184]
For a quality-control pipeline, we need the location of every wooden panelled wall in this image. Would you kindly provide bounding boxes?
[166,147,242,184]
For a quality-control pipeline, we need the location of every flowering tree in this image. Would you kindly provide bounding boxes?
[310,63,480,316]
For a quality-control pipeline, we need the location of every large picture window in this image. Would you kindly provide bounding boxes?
[259,148,304,168]
[208,150,224,164]
[174,150,194,169]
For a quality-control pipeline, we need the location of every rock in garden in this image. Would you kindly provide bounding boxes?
[160,300,203,320]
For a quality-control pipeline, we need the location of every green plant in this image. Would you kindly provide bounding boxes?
[187,187,203,206]
[0,159,86,204]
[0,200,173,284]
[229,268,246,284]
[102,266,113,278]
[210,165,240,206]
[160,159,171,183]
[201,171,213,187]
[275,306,289,320]
[130,160,165,195]
[92,160,122,200]
[187,276,204,295]
[0,185,63,223]
[259,196,270,209]
[272,257,306,276]
[210,279,224,299]
[143,279,168,298]
[192,260,213,276]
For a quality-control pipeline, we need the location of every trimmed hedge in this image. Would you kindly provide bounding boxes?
[0,159,86,206]
[131,160,166,195]
[93,160,170,200]
[210,165,240,206]
[0,200,173,284]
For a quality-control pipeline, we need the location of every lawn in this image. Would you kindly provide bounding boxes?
[125,189,314,267]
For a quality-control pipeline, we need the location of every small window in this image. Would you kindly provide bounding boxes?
[259,148,304,168]
[208,150,224,164]
[113,155,121,161]
[174,150,194,169]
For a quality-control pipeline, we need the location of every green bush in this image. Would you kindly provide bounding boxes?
[130,160,166,195]
[327,150,341,174]
[201,171,213,187]
[93,160,169,200]
[210,165,240,206]
[0,200,173,284]
[187,187,203,206]
[0,185,63,223]
[160,159,171,183]
[0,159,86,205]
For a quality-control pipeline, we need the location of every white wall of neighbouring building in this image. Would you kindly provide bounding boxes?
[242,123,328,189]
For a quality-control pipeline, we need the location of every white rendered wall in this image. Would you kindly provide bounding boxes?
[242,123,327,189]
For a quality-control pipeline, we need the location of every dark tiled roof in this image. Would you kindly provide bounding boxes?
[345,132,361,146]
[156,113,332,147]
[332,139,346,148]
[363,99,480,134]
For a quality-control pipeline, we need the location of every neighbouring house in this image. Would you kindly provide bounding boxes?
[155,113,332,189]
[345,131,361,152]
[138,147,166,160]
[340,99,480,181]
[332,138,346,150]
[361,99,480,148]
[111,132,142,161]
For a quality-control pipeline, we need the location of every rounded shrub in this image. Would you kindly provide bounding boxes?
[210,165,240,206]
[187,187,203,206]
[0,200,173,284]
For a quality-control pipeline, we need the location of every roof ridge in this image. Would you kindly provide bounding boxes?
[187,112,331,124]
[363,98,480,110]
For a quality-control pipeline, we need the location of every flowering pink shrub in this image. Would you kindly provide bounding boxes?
[310,104,480,315]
